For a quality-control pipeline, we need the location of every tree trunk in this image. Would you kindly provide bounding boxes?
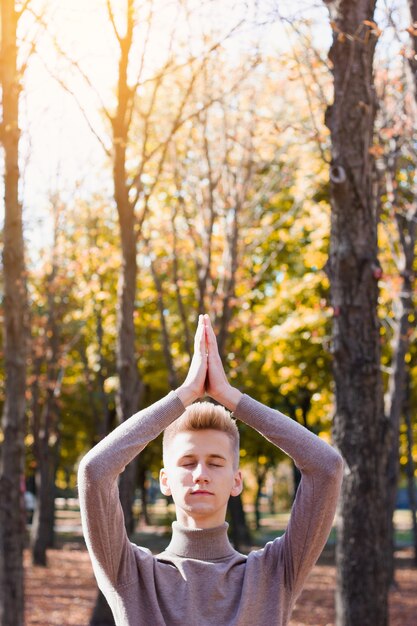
[254,480,262,531]
[91,5,143,622]
[227,496,251,552]
[110,0,144,538]
[89,144,142,626]
[384,228,415,583]
[380,116,417,587]
[292,463,301,499]
[138,463,151,526]
[217,206,240,360]
[114,141,144,537]
[171,207,192,359]
[0,2,28,624]
[89,591,115,626]
[31,234,62,566]
[31,452,57,565]
[149,253,179,389]
[96,305,113,440]
[323,2,390,624]
[404,0,417,570]
[31,402,60,565]
[404,373,417,566]
[254,463,268,531]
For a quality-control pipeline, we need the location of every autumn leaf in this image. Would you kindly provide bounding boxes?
[368,144,385,157]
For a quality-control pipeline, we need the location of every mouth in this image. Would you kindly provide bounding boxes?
[190,490,214,495]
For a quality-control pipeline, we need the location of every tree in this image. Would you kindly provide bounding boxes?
[403,371,417,565]
[380,136,417,582]
[369,2,417,583]
[29,216,63,566]
[28,197,83,566]
[322,2,390,624]
[0,2,29,624]
[402,0,417,569]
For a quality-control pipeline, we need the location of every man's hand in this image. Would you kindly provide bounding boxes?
[175,315,208,406]
[204,315,242,411]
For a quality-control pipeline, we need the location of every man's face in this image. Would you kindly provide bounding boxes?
[160,429,242,529]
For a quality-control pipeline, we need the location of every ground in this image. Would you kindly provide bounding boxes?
[24,502,417,625]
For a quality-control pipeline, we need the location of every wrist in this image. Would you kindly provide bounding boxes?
[175,385,198,407]
[214,385,243,412]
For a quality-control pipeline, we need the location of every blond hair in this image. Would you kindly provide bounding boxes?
[163,402,240,469]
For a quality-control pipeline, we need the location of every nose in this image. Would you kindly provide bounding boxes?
[192,463,209,483]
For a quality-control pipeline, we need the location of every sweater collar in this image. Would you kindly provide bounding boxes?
[164,521,235,561]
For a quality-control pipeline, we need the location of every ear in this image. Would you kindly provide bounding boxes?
[230,469,243,497]
[159,468,171,496]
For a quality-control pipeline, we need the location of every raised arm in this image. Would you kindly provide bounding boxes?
[204,314,343,596]
[78,316,208,591]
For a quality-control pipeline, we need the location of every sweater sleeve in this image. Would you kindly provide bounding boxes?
[234,394,343,597]
[77,391,186,591]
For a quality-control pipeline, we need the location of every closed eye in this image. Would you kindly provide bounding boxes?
[180,462,223,468]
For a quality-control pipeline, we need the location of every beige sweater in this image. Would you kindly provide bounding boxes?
[78,392,343,626]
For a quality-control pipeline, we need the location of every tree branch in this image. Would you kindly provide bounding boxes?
[27,7,113,124]
[16,0,33,20]
[38,57,112,157]
[106,0,122,43]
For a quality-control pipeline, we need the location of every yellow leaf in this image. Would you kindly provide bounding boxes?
[368,144,384,157]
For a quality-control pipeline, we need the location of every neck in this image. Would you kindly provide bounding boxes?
[164,521,236,560]
[175,510,227,529]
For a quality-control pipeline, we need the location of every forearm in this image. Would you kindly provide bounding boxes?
[235,393,343,595]
[78,390,186,587]
[212,384,242,411]
[234,394,343,478]
[78,391,185,486]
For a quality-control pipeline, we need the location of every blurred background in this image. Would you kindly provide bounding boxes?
[0,1,416,625]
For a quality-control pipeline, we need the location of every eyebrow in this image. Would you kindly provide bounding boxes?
[179,453,227,462]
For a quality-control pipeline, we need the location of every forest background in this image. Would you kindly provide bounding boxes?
[1,0,417,625]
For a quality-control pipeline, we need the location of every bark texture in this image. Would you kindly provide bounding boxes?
[323,2,390,625]
[0,2,28,624]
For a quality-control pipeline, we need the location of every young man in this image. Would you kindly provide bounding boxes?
[78,315,343,626]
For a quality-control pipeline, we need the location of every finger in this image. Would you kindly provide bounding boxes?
[200,315,209,356]
[194,315,206,354]
[203,319,208,356]
[193,315,201,348]
[198,318,207,355]
[204,315,220,357]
